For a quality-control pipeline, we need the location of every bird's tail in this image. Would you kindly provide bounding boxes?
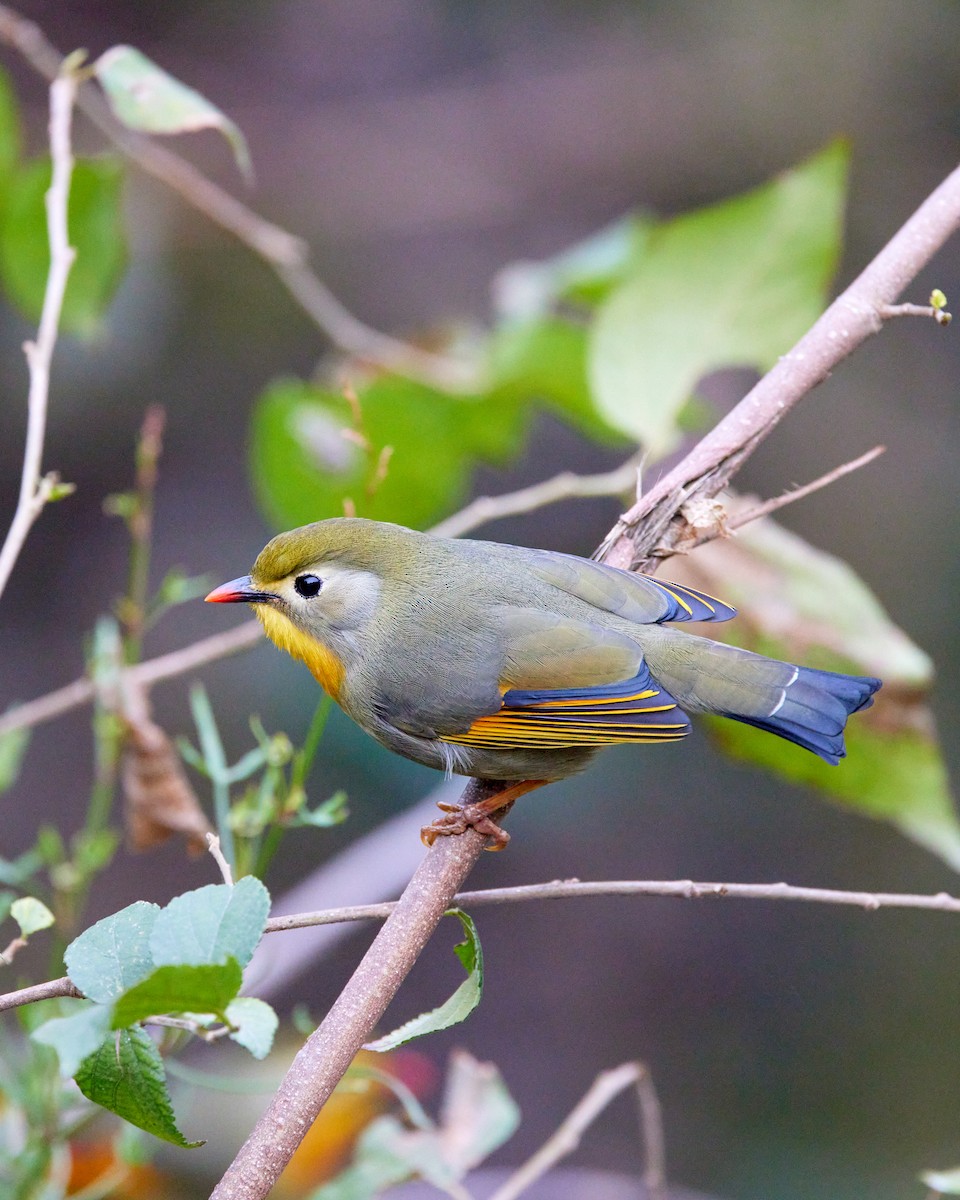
[639,629,881,765]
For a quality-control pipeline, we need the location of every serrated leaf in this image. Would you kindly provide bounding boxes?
[0,156,127,336]
[225,996,278,1059]
[149,876,270,968]
[95,46,251,180]
[922,1167,960,1194]
[669,510,960,868]
[589,141,848,455]
[32,1003,112,1077]
[436,1049,520,1172]
[64,900,160,1003]
[0,724,29,794]
[75,1026,203,1147]
[112,960,242,1028]
[365,909,482,1052]
[10,896,54,937]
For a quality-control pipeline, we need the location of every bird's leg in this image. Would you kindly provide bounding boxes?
[421,779,548,851]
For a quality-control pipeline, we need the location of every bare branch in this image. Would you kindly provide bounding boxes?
[0,63,78,600]
[0,621,263,739]
[261,876,960,934]
[488,1062,665,1200]
[206,833,234,886]
[880,301,952,325]
[431,456,642,539]
[0,975,82,1012]
[596,166,960,571]
[655,445,886,558]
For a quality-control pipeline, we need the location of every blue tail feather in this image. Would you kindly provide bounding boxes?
[723,667,880,765]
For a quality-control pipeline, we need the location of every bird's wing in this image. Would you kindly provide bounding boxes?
[435,607,690,750]
[525,549,736,624]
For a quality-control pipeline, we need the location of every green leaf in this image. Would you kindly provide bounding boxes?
[95,45,251,180]
[75,1025,203,1147]
[493,214,652,318]
[64,900,160,1003]
[922,1167,960,1195]
[225,996,278,1059]
[486,316,625,443]
[0,156,127,336]
[112,960,243,1028]
[674,511,960,868]
[149,876,270,968]
[0,724,29,794]
[32,1003,112,1078]
[293,790,349,828]
[10,896,54,937]
[0,67,22,189]
[589,141,848,455]
[365,909,482,1051]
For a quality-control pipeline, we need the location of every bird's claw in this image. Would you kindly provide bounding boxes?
[421,803,511,851]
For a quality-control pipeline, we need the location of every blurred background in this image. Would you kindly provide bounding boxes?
[2,2,960,1198]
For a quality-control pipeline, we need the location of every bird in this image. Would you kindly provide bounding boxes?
[206,517,880,846]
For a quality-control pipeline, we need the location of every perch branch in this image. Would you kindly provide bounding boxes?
[0,63,77,601]
[595,163,960,571]
[209,780,506,1200]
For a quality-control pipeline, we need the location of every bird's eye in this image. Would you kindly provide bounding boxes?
[294,574,323,598]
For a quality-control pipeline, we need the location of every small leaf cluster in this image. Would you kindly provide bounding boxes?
[31,876,274,1147]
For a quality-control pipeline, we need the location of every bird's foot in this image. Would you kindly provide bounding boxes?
[420,780,547,851]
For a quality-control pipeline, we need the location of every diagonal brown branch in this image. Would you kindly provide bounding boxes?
[594,165,960,571]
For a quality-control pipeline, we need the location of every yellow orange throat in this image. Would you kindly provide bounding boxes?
[256,607,346,699]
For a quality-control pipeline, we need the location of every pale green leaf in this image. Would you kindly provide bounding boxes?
[32,1004,112,1078]
[149,876,270,968]
[10,896,54,937]
[365,909,482,1051]
[589,141,847,454]
[225,996,279,1059]
[95,45,251,180]
[674,511,960,868]
[64,901,160,1003]
[922,1167,960,1194]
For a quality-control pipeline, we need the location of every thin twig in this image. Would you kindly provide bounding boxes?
[260,876,960,933]
[488,1062,664,1200]
[431,456,642,539]
[879,301,951,324]
[0,622,263,739]
[0,975,82,1012]
[0,5,470,390]
[656,445,886,558]
[206,833,234,886]
[0,63,77,601]
[3,869,960,1011]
